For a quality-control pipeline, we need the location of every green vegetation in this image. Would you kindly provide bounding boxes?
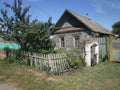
[112,21,120,38]
[0,60,120,90]
[0,0,55,60]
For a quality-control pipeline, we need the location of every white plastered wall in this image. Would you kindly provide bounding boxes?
[85,42,99,66]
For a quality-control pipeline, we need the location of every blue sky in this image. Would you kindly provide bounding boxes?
[0,0,120,31]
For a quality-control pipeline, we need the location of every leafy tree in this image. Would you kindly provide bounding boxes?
[0,0,31,44]
[0,0,31,41]
[112,21,120,38]
[0,0,55,60]
[23,18,54,52]
[0,0,31,59]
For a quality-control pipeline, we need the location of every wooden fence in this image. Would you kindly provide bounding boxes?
[112,39,120,62]
[29,53,71,74]
[96,36,109,61]
[112,48,120,62]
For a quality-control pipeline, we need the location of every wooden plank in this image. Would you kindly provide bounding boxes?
[97,37,108,61]
[29,53,69,74]
[109,35,113,62]
[112,49,120,61]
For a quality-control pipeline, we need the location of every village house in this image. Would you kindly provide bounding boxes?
[53,9,112,65]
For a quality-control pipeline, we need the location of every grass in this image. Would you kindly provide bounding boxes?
[0,60,120,90]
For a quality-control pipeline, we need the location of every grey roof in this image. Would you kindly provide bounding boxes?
[56,9,112,35]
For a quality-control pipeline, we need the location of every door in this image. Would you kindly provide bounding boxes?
[91,44,97,66]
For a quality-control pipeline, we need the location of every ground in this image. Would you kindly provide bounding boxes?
[0,83,20,90]
[0,59,120,90]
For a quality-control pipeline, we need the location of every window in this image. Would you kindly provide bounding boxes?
[60,37,65,47]
[74,36,80,47]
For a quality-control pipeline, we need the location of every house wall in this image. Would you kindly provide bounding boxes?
[96,35,110,61]
[53,30,92,50]
[53,31,110,61]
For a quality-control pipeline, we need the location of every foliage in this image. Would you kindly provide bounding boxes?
[4,47,11,58]
[112,21,120,38]
[3,47,21,63]
[0,0,31,41]
[68,59,82,69]
[67,52,85,69]
[24,18,54,52]
[0,0,31,60]
[0,0,55,60]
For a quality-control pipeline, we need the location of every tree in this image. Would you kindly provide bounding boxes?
[0,0,55,60]
[112,21,120,38]
[0,0,31,41]
[0,0,31,59]
[23,18,54,52]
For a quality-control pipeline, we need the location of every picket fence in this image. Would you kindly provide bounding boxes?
[29,53,71,74]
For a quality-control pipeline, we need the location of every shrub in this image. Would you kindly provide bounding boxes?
[4,47,11,58]
[67,50,85,69]
[68,59,82,69]
[3,47,25,64]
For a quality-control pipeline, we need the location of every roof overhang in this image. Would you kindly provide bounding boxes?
[55,27,84,34]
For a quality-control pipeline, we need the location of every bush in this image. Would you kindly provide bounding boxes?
[67,50,85,69]
[4,47,19,58]
[4,47,11,58]
[68,59,82,69]
[3,47,26,64]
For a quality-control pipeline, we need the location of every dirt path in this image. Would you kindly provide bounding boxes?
[0,84,20,90]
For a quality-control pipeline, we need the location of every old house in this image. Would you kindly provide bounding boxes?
[53,9,112,64]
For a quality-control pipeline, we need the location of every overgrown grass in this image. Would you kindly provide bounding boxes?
[0,60,120,90]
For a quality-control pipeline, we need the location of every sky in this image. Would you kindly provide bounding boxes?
[0,0,120,31]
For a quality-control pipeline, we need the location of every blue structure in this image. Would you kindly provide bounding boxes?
[0,43,21,50]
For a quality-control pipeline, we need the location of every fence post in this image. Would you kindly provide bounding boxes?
[34,54,38,68]
[30,56,33,66]
[48,54,53,72]
[109,35,113,62]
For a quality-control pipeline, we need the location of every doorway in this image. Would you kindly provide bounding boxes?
[85,42,99,66]
[91,44,97,66]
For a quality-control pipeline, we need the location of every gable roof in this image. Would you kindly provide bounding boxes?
[55,9,112,35]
